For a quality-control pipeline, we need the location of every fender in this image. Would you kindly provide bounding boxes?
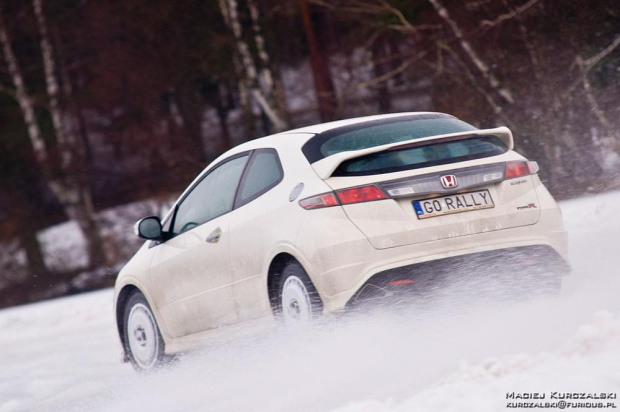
[114,276,174,347]
[262,242,320,300]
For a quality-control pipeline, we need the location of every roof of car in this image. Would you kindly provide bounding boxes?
[280,112,443,135]
[188,112,457,201]
[228,112,448,154]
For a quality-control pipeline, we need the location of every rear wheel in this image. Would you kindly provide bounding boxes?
[278,261,322,325]
[123,291,168,371]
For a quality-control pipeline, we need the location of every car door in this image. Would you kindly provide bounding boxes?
[149,153,249,338]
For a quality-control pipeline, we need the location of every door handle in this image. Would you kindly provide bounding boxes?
[206,228,222,243]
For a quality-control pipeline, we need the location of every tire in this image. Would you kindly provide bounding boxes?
[278,261,323,325]
[123,291,168,371]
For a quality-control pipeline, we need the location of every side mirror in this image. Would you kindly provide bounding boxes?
[134,216,164,240]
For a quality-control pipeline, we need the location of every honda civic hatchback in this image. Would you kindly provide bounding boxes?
[114,112,569,370]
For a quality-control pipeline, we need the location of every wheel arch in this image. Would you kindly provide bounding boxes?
[115,284,140,361]
[266,252,296,314]
[266,248,326,315]
[115,281,166,359]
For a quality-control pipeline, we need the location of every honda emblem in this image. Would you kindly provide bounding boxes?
[440,175,458,188]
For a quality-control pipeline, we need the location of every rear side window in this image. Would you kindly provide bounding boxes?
[236,149,283,207]
[333,136,507,177]
[173,154,249,235]
[302,114,477,163]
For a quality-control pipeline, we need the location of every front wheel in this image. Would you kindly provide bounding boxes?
[278,261,323,325]
[123,291,168,371]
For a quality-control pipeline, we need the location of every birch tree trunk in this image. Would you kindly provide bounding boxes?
[247,0,290,127]
[1,3,107,268]
[33,0,76,168]
[219,0,289,132]
[220,0,257,137]
[247,0,274,94]
[34,0,107,268]
[1,14,49,276]
[0,13,47,165]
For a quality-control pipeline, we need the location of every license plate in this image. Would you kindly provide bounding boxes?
[413,189,494,219]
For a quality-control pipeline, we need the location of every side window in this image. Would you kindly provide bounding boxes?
[237,149,283,207]
[173,154,249,235]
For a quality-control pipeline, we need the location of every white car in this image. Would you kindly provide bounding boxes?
[114,112,569,370]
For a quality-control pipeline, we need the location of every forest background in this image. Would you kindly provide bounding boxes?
[0,0,618,307]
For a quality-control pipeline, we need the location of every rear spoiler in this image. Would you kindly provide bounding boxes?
[311,127,513,180]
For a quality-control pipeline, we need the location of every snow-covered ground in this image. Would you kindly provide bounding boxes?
[1,191,619,412]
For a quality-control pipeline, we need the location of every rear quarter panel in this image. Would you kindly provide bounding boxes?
[227,142,333,320]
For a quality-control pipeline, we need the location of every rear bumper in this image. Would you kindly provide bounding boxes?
[345,245,569,309]
[311,212,568,313]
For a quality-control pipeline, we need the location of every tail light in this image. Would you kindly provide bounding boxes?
[299,185,387,210]
[505,161,539,179]
[336,185,386,204]
[299,192,339,209]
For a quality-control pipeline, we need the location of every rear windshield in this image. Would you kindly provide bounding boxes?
[332,136,508,177]
[302,114,477,163]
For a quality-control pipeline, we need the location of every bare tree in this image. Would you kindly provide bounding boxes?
[0,12,47,165]
[572,36,620,129]
[0,2,107,268]
[219,0,289,133]
[248,0,289,126]
[428,0,514,105]
[299,0,338,121]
